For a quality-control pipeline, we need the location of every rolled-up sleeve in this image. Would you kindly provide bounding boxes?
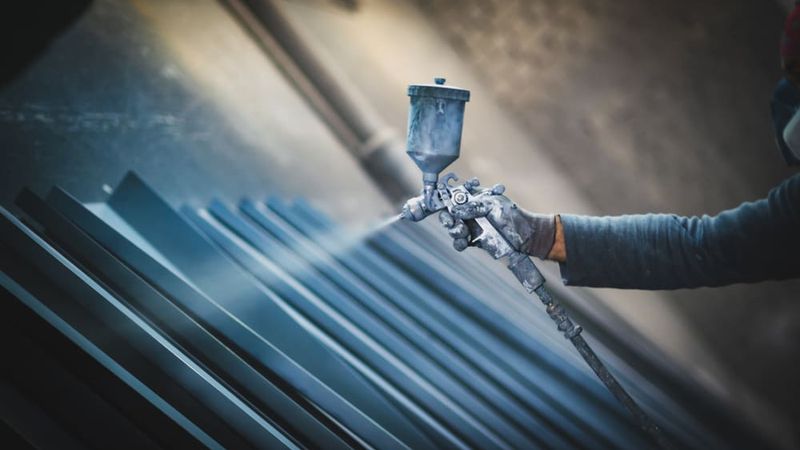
[558,174,800,289]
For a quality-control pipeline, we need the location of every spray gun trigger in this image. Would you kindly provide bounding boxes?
[465,218,485,243]
[467,216,515,259]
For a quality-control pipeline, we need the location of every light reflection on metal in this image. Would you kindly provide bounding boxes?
[0,172,777,449]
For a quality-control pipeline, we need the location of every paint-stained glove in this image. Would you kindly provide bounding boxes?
[439,183,556,259]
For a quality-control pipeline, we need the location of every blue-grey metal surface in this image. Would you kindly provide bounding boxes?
[283,199,731,450]
[0,170,777,449]
[378,219,717,447]
[13,189,355,450]
[280,198,646,449]
[100,174,430,450]
[245,199,606,447]
[194,202,493,448]
[213,200,586,448]
[44,185,415,450]
[0,269,210,450]
[0,207,288,449]
[188,205,487,449]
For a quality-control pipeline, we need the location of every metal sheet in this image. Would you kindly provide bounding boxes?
[0,298,163,450]
[274,198,650,449]
[227,199,593,448]
[0,207,281,449]
[196,200,563,449]
[0,170,776,449]
[44,184,414,450]
[270,199,653,446]
[14,189,354,450]
[212,199,591,447]
[284,199,735,449]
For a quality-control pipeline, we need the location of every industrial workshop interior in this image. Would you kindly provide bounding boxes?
[1,0,799,448]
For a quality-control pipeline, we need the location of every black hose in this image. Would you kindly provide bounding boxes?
[507,251,672,449]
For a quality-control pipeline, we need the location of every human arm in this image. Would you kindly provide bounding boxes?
[556,174,800,289]
[443,174,800,289]
[546,215,566,262]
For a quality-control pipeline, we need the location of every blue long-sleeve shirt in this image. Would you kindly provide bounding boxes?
[558,173,800,289]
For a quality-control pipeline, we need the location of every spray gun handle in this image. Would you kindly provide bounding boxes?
[506,252,582,339]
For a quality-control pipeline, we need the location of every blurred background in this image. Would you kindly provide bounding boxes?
[1,0,798,446]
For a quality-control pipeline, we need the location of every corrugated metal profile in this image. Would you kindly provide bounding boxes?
[0,171,775,449]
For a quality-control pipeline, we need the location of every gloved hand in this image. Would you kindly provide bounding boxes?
[439,181,557,259]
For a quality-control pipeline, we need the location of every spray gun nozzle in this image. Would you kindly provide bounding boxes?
[401,195,429,222]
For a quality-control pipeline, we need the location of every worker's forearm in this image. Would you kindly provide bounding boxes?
[547,174,800,289]
[546,215,567,263]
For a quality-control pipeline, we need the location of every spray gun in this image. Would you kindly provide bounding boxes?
[400,78,671,449]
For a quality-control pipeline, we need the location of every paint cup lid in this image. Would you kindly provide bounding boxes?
[408,77,470,101]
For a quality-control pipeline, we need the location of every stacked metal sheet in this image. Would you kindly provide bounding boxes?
[0,172,772,449]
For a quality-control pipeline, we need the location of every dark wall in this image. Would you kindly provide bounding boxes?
[420,0,794,215]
